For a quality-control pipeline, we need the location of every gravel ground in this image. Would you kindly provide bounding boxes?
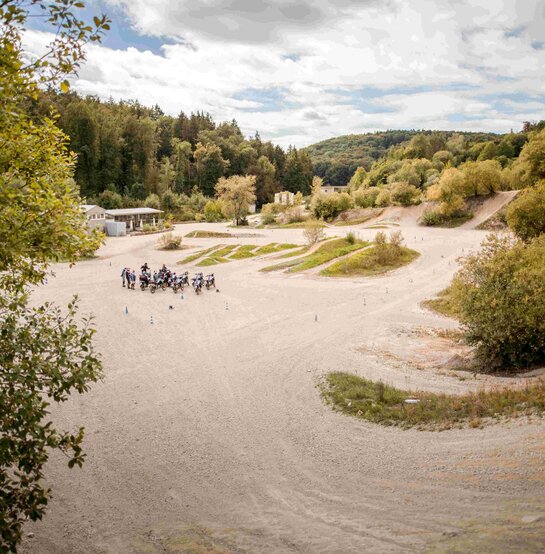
[22,203,545,553]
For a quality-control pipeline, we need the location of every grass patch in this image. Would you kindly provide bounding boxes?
[196,244,238,266]
[196,256,229,267]
[269,221,325,229]
[321,372,545,430]
[273,246,310,259]
[229,244,258,259]
[333,216,374,226]
[254,243,298,255]
[262,238,368,273]
[320,245,419,277]
[178,244,224,264]
[422,285,462,319]
[185,230,232,238]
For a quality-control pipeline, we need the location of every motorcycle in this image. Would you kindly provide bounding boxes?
[205,273,216,290]
[192,273,204,295]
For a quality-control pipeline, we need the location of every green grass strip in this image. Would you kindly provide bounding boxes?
[178,244,224,264]
[320,245,419,277]
[196,256,230,267]
[321,372,545,430]
[255,243,298,255]
[185,230,232,238]
[229,244,258,259]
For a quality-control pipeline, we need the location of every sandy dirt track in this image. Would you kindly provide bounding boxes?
[22,212,545,553]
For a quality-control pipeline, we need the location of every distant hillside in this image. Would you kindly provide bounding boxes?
[306,130,500,185]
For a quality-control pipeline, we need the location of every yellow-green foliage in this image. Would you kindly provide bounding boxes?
[321,245,419,277]
[229,244,258,259]
[262,238,368,272]
[422,284,463,319]
[254,243,298,255]
[321,372,545,429]
[506,182,545,241]
[178,245,224,264]
[455,234,545,369]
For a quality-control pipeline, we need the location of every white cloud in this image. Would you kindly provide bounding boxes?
[23,0,545,147]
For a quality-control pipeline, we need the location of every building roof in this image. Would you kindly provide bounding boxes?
[82,204,97,211]
[105,207,163,216]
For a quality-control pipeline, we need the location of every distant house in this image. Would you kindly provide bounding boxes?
[321,185,349,194]
[274,191,294,205]
[82,204,107,232]
[105,207,163,231]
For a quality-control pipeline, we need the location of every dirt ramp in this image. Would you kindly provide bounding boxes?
[461,190,519,229]
[364,203,428,227]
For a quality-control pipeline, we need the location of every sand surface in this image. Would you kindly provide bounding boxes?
[22,209,545,553]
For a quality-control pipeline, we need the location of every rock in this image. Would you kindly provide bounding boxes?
[27,533,34,538]
[521,515,543,524]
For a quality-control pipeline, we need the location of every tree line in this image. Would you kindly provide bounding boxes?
[32,92,314,208]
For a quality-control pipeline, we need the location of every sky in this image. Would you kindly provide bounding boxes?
[24,0,545,147]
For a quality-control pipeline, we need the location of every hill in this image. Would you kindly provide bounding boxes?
[306,130,500,185]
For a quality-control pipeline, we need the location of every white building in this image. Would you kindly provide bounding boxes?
[82,204,107,232]
[105,207,163,231]
[274,191,294,205]
[321,185,349,194]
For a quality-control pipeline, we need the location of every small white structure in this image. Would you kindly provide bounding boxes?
[105,220,126,237]
[248,203,256,214]
[105,207,163,231]
[82,204,107,232]
[274,191,294,205]
[321,185,349,194]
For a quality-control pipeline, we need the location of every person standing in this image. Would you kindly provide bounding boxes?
[130,270,136,290]
[121,267,127,287]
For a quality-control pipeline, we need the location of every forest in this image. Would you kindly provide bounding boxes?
[32,92,314,213]
[307,129,527,185]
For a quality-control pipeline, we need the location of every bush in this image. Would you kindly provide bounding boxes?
[375,188,392,207]
[144,193,161,210]
[303,219,325,246]
[389,182,421,206]
[506,182,545,241]
[204,200,223,222]
[455,234,545,369]
[389,230,404,248]
[421,209,443,226]
[96,190,123,209]
[354,187,380,208]
[260,202,281,224]
[283,205,306,224]
[161,190,180,211]
[346,231,356,244]
[157,232,182,250]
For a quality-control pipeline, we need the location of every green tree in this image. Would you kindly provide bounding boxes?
[455,234,545,368]
[461,160,502,196]
[215,175,256,225]
[0,1,108,550]
[518,128,545,183]
[506,182,545,241]
[96,189,123,209]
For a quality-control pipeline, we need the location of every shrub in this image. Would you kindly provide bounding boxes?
[144,193,161,210]
[389,230,404,248]
[375,188,392,207]
[421,209,443,226]
[284,205,306,224]
[260,202,281,224]
[346,231,356,244]
[455,234,545,369]
[96,190,123,209]
[354,187,379,208]
[303,219,325,246]
[204,200,224,222]
[157,232,182,250]
[506,182,545,241]
[161,190,180,211]
[176,205,195,222]
[389,182,421,206]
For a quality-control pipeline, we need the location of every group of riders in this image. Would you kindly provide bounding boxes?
[121,263,215,294]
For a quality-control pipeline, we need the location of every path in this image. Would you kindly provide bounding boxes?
[22,219,545,554]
